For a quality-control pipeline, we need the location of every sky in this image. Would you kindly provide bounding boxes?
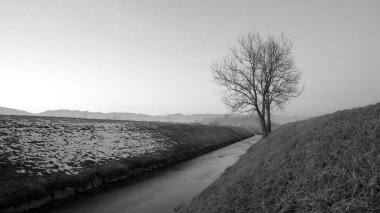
[1,0,379,116]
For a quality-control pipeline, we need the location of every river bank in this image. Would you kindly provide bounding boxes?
[0,115,254,213]
[177,103,380,212]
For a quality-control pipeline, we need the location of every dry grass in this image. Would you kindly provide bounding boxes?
[178,103,380,212]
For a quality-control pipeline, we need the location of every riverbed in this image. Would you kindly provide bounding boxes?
[34,136,261,213]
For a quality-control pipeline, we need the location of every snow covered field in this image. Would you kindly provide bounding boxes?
[0,116,176,177]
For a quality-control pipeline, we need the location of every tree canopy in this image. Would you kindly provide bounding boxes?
[212,32,303,136]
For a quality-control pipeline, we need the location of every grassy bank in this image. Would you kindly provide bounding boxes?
[178,103,380,212]
[0,115,254,213]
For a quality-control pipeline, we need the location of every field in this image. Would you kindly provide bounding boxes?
[177,103,380,212]
[0,115,254,212]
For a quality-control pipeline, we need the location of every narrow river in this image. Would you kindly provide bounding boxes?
[35,136,261,213]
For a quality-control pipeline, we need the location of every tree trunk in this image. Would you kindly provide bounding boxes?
[266,105,272,133]
[260,99,268,137]
[259,114,268,137]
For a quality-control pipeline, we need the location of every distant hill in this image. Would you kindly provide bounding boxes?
[0,106,33,116]
[271,115,310,124]
[36,110,223,123]
[202,114,309,127]
[0,106,308,127]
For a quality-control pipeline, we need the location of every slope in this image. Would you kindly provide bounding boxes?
[178,103,380,212]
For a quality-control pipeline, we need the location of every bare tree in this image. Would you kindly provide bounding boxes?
[212,32,269,136]
[212,31,303,136]
[259,33,303,133]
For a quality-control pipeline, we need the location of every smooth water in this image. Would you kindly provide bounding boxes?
[37,136,261,213]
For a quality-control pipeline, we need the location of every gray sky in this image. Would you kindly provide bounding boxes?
[1,0,379,116]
